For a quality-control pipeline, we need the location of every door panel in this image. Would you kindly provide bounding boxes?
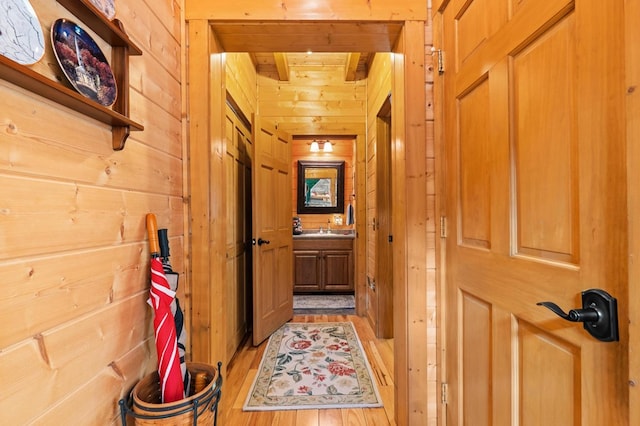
[514,17,577,263]
[323,250,353,291]
[293,250,321,290]
[252,117,293,345]
[441,0,628,424]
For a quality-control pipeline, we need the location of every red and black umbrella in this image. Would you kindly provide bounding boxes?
[146,214,183,403]
[158,227,191,396]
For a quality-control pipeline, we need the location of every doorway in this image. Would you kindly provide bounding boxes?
[291,135,357,310]
[186,18,430,425]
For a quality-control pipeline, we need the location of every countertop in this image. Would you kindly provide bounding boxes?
[293,230,355,239]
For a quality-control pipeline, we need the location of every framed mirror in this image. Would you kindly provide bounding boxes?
[297,160,345,214]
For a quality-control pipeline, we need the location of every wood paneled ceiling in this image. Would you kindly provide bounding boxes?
[210,21,403,81]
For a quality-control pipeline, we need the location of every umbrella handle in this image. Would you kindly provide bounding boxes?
[146,213,160,257]
[158,228,171,259]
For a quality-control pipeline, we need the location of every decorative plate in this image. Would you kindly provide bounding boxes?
[51,19,117,107]
[88,0,115,20]
[0,0,45,65]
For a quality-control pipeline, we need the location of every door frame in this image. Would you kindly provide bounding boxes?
[185,19,430,425]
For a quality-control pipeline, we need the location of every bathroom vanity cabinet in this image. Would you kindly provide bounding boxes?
[293,237,354,293]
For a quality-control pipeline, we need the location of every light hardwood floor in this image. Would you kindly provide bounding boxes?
[219,314,396,425]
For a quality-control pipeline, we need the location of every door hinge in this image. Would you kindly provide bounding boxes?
[432,48,445,74]
[440,216,447,238]
[441,382,448,405]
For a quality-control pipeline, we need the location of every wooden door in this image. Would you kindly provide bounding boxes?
[440,0,628,424]
[376,96,393,338]
[224,104,252,359]
[252,116,293,345]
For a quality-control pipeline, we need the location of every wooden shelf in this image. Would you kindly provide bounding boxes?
[0,0,143,150]
[56,0,142,55]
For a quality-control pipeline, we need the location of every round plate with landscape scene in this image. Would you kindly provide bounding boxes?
[51,18,116,107]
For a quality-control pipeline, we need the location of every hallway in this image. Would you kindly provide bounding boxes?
[220,315,395,425]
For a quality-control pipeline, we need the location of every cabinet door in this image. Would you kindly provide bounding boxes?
[293,250,321,292]
[323,250,353,291]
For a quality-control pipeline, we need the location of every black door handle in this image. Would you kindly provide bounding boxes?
[536,301,600,323]
[537,288,618,342]
[257,237,270,246]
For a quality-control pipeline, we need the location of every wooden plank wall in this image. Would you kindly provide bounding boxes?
[226,54,258,120]
[0,0,185,423]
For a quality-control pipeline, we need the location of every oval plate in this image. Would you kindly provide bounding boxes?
[51,19,117,107]
[0,0,45,65]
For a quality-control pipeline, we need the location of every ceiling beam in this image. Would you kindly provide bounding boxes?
[344,52,361,81]
[273,53,290,81]
[210,22,402,52]
[248,53,259,68]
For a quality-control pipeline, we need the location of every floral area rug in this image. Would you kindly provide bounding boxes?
[243,322,382,411]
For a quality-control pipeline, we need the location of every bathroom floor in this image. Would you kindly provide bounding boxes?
[292,294,355,315]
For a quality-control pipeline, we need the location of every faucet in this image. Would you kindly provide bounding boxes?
[319,226,324,234]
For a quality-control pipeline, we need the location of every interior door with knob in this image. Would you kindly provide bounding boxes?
[439,0,628,424]
[251,116,293,345]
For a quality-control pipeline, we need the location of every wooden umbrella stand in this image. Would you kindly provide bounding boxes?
[118,362,222,426]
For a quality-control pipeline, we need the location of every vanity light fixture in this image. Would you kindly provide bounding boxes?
[309,140,333,153]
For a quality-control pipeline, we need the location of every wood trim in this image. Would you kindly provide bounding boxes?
[355,133,368,317]
[392,27,409,425]
[392,21,429,425]
[186,0,427,21]
[432,10,448,426]
[207,30,228,371]
[186,20,227,369]
[186,19,210,363]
